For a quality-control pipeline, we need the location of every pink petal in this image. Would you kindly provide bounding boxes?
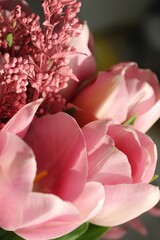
[88,145,132,185]
[73,72,128,126]
[0,131,36,230]
[61,22,96,100]
[16,192,81,240]
[133,100,160,132]
[126,78,156,116]
[3,99,43,138]
[73,182,105,221]
[135,130,157,182]
[91,183,160,226]
[69,22,96,82]
[107,124,157,183]
[25,112,88,202]
[83,120,132,184]
[82,119,113,154]
[110,62,160,132]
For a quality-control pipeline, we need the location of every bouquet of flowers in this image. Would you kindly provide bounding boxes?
[0,0,159,239]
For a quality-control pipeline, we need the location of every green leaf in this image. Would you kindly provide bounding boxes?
[0,229,24,240]
[150,174,159,183]
[76,223,111,240]
[6,33,13,47]
[54,222,89,240]
[123,114,137,126]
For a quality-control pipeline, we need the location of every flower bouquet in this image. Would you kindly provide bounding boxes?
[0,0,159,240]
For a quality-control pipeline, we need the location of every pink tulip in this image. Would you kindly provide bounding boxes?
[82,119,160,226]
[0,101,159,238]
[60,22,97,100]
[73,62,160,132]
[0,101,105,240]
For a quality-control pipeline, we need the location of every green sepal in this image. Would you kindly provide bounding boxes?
[76,223,111,240]
[0,223,89,240]
[0,228,24,240]
[54,222,89,240]
[150,174,159,183]
[123,114,137,126]
[65,107,76,116]
[13,21,17,28]
[6,33,13,47]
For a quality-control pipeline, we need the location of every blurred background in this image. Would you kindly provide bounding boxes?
[79,0,160,77]
[27,0,160,239]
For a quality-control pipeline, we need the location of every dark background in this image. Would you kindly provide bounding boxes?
[26,1,160,239]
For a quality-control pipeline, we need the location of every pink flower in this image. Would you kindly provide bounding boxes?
[69,22,96,82]
[0,101,105,240]
[0,0,88,126]
[0,100,159,238]
[73,62,160,132]
[82,119,160,226]
[60,21,97,100]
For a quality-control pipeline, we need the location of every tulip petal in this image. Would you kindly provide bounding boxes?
[0,131,36,230]
[73,182,105,221]
[122,63,157,116]
[91,183,160,226]
[110,62,160,132]
[3,99,43,138]
[69,22,96,82]
[133,100,160,132]
[61,22,96,100]
[135,130,157,182]
[83,120,132,184]
[126,78,155,116]
[73,73,129,126]
[82,119,113,154]
[88,146,132,185]
[25,112,88,202]
[15,192,81,240]
[107,124,156,183]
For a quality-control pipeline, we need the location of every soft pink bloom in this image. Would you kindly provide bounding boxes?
[3,99,43,138]
[60,22,97,100]
[0,100,159,238]
[0,101,105,240]
[73,62,160,132]
[82,119,160,226]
